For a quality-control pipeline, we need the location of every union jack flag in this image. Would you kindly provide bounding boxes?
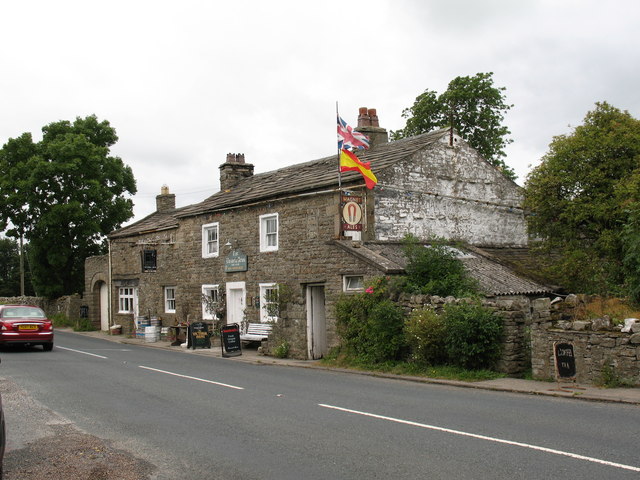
[337,115,370,150]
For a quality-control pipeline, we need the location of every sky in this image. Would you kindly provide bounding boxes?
[1,0,639,225]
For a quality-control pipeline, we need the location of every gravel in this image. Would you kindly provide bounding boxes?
[1,377,156,480]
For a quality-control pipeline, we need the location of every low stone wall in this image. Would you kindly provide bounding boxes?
[0,295,83,320]
[399,294,535,376]
[530,296,640,385]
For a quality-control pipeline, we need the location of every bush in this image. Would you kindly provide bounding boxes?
[273,340,290,359]
[335,281,406,364]
[402,235,478,297]
[404,307,447,365]
[442,303,503,370]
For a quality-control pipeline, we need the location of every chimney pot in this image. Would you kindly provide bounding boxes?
[357,107,371,128]
[368,108,379,127]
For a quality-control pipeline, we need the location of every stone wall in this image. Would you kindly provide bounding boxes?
[0,294,83,320]
[399,294,533,375]
[530,296,640,385]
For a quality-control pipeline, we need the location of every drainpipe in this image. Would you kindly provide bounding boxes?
[108,239,113,331]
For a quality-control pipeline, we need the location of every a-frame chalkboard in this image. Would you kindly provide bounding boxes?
[221,323,242,357]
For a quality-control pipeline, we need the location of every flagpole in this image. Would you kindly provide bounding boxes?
[336,101,342,189]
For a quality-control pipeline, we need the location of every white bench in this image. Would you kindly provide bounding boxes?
[240,323,273,343]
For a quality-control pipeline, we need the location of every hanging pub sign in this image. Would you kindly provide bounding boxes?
[554,342,576,379]
[225,250,248,272]
[341,191,363,232]
[189,321,211,350]
[221,323,242,357]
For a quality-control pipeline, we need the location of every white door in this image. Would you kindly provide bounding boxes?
[99,282,109,331]
[307,285,327,359]
[226,282,246,326]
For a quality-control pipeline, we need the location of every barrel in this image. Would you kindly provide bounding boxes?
[144,326,160,343]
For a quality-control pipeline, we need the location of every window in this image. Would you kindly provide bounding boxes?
[259,213,278,252]
[142,249,157,272]
[343,275,364,292]
[202,222,219,258]
[202,284,220,320]
[119,287,136,313]
[164,286,176,313]
[259,283,278,322]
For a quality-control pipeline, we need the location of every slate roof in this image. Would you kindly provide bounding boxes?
[176,128,448,218]
[336,241,554,297]
[109,208,183,239]
[110,128,448,239]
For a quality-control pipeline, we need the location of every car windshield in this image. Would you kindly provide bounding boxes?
[1,307,46,319]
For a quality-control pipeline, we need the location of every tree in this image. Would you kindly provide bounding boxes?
[0,237,20,296]
[523,102,640,296]
[0,115,137,297]
[392,72,515,180]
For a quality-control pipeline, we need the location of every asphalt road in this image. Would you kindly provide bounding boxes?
[1,330,639,479]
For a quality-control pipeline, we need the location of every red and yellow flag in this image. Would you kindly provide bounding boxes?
[339,149,377,189]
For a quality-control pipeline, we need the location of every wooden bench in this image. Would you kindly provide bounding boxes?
[240,322,273,343]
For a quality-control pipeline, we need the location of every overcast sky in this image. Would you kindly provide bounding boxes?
[2,0,639,224]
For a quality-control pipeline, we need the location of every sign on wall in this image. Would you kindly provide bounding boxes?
[225,250,248,272]
[341,191,363,232]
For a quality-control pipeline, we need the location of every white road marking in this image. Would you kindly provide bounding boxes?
[319,404,640,473]
[139,366,244,390]
[56,346,108,359]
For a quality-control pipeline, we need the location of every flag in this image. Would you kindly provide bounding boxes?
[337,115,370,150]
[339,149,377,189]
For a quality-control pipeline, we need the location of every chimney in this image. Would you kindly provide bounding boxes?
[219,153,254,191]
[356,107,388,148]
[156,185,176,213]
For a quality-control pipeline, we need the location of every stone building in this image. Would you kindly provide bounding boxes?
[84,108,550,359]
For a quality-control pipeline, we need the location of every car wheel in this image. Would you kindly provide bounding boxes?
[42,343,53,352]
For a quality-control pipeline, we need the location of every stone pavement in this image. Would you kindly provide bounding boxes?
[66,329,640,406]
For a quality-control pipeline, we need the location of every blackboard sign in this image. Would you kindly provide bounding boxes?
[221,323,242,357]
[189,322,211,349]
[554,342,576,379]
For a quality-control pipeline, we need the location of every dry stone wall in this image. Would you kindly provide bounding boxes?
[399,293,532,375]
[530,296,640,385]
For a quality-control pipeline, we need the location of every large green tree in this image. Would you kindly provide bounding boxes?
[523,102,640,297]
[392,72,515,180]
[0,115,137,297]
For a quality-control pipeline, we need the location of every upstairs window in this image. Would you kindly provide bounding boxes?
[259,213,278,252]
[142,249,157,272]
[202,222,219,258]
[164,286,176,313]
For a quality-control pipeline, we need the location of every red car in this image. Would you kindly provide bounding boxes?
[0,305,54,351]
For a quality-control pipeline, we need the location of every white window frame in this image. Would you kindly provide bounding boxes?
[259,283,279,322]
[343,275,365,292]
[259,213,279,252]
[202,222,220,258]
[118,287,137,313]
[164,286,176,313]
[201,284,220,320]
